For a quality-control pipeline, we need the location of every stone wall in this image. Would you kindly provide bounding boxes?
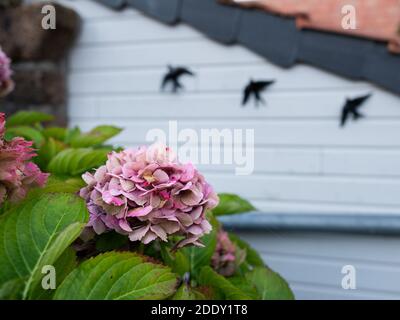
[0,1,80,125]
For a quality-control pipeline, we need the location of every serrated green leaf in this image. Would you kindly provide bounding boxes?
[0,193,89,300]
[160,244,190,277]
[5,126,44,146]
[42,127,67,141]
[64,127,81,144]
[228,276,260,300]
[31,247,77,300]
[171,283,205,300]
[54,252,179,300]
[245,267,295,300]
[213,194,255,216]
[198,266,252,300]
[0,278,24,300]
[27,176,84,196]
[6,111,53,127]
[69,125,122,148]
[47,148,109,177]
[36,137,66,169]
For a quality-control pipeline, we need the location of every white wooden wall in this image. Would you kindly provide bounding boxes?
[60,0,400,299]
[239,231,400,299]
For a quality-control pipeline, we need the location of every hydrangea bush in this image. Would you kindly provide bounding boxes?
[80,144,218,248]
[0,111,294,300]
[0,113,48,205]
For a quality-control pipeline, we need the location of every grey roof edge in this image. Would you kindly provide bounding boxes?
[119,0,400,96]
[218,212,400,235]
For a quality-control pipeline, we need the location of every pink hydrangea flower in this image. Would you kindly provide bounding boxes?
[0,48,14,97]
[80,143,219,248]
[0,113,49,205]
[211,230,237,276]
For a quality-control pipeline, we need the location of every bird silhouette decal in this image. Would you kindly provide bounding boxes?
[340,93,372,127]
[161,65,195,93]
[242,79,275,107]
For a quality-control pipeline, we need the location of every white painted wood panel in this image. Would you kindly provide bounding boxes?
[69,40,264,70]
[62,0,400,299]
[238,231,400,300]
[69,64,369,94]
[69,92,400,119]
[70,119,400,147]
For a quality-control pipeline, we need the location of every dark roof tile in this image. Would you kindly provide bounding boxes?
[298,30,374,79]
[237,10,299,68]
[96,0,126,10]
[180,0,242,44]
[364,44,400,94]
[93,0,400,96]
[127,0,182,24]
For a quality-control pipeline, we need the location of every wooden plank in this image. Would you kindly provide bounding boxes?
[68,63,370,94]
[56,0,139,19]
[237,232,400,299]
[69,40,264,70]
[262,253,400,293]
[78,16,200,45]
[249,199,400,215]
[238,232,400,264]
[68,91,399,119]
[69,119,400,147]
[206,173,400,206]
[291,283,399,300]
[322,149,400,177]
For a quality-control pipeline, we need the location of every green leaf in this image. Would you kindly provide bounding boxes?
[54,252,179,300]
[228,276,259,300]
[171,283,205,300]
[213,193,255,216]
[160,244,190,277]
[245,267,295,300]
[36,137,66,169]
[0,193,89,300]
[30,248,77,300]
[198,266,252,300]
[6,111,53,127]
[5,126,44,146]
[42,127,67,141]
[69,125,122,148]
[228,233,265,268]
[0,278,24,300]
[181,214,219,278]
[29,176,84,195]
[47,148,109,177]
[64,127,81,144]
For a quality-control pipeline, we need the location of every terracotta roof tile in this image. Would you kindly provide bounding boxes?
[222,0,400,53]
[296,0,400,54]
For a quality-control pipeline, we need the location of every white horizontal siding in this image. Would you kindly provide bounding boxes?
[238,231,400,300]
[63,0,400,299]
[63,0,400,215]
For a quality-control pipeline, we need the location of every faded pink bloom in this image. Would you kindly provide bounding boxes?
[0,113,49,205]
[211,230,237,276]
[80,143,219,248]
[0,48,14,97]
